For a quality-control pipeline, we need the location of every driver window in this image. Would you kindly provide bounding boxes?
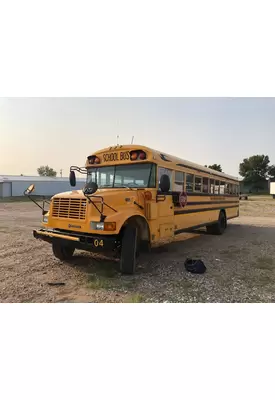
[158,167,172,190]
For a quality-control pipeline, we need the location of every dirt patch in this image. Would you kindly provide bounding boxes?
[1,200,275,303]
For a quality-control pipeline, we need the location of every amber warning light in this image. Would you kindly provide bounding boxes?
[87,156,100,165]
[130,150,147,161]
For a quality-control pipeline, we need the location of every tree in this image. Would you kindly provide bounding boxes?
[37,165,57,177]
[268,165,275,179]
[205,164,223,172]
[239,155,272,192]
[239,155,270,182]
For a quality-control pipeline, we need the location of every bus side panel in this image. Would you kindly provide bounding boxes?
[174,197,239,231]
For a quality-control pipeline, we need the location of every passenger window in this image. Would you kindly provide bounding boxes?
[158,167,172,191]
[174,171,185,192]
[215,180,220,194]
[225,183,229,194]
[220,181,225,195]
[210,179,215,194]
[195,176,202,192]
[203,177,209,193]
[228,183,232,194]
[186,174,194,192]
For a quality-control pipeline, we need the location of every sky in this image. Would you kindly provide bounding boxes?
[1,97,275,178]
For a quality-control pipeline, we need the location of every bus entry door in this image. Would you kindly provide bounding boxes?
[157,192,174,239]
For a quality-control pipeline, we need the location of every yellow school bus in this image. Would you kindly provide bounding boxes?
[28,144,240,274]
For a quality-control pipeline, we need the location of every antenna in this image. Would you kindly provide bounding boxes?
[117,135,119,145]
[131,136,134,144]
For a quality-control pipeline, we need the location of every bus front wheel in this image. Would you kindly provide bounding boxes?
[52,242,75,261]
[206,211,227,235]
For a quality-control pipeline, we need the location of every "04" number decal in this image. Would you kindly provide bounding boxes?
[94,239,104,247]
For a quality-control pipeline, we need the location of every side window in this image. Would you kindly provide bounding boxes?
[215,180,220,194]
[158,167,172,191]
[186,173,194,192]
[174,171,185,192]
[225,183,229,194]
[220,181,225,195]
[203,177,209,193]
[210,179,215,194]
[195,176,202,192]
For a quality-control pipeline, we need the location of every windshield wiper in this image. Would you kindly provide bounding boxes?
[114,185,133,190]
[100,184,134,190]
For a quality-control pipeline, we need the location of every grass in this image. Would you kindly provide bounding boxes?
[248,195,273,201]
[87,275,114,289]
[253,256,275,271]
[251,240,264,246]
[220,247,250,256]
[0,196,50,203]
[124,294,145,303]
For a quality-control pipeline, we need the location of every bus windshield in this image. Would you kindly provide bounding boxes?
[87,163,156,189]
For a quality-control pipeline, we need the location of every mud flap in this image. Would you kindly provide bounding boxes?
[120,225,137,275]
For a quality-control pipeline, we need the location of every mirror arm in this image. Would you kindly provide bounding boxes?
[24,190,48,214]
[70,166,87,174]
[27,194,44,211]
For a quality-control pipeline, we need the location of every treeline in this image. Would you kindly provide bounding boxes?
[207,155,275,190]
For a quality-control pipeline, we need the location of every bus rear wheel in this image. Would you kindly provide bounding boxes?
[120,225,138,275]
[52,242,75,261]
[206,211,227,235]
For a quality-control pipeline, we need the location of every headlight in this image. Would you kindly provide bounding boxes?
[90,221,116,231]
[43,215,48,223]
[90,222,104,230]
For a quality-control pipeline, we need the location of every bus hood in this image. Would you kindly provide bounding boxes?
[52,189,145,217]
[52,188,139,199]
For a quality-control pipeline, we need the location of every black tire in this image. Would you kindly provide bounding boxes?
[52,242,75,260]
[206,211,227,235]
[120,225,138,275]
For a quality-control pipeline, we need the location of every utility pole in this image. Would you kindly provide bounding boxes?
[60,169,63,178]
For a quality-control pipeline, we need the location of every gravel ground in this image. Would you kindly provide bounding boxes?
[1,198,275,303]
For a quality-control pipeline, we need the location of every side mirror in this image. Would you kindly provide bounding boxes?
[69,171,76,187]
[84,181,98,195]
[159,174,170,193]
[25,184,35,195]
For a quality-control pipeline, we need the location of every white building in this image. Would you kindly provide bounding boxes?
[0,175,86,198]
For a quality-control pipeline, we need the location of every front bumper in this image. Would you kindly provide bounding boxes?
[33,229,118,253]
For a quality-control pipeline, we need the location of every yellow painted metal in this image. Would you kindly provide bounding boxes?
[35,230,80,242]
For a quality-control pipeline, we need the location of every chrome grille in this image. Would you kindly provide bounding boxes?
[52,198,87,220]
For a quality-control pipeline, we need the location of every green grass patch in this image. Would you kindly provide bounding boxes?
[87,275,114,290]
[124,294,145,303]
[251,240,264,246]
[220,247,249,256]
[253,256,275,271]
[248,195,273,201]
[0,196,50,203]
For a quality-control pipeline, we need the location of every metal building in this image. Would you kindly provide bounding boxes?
[0,175,86,198]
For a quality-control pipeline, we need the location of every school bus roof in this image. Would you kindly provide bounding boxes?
[89,144,239,183]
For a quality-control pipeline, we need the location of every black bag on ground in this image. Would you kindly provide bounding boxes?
[184,259,206,274]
